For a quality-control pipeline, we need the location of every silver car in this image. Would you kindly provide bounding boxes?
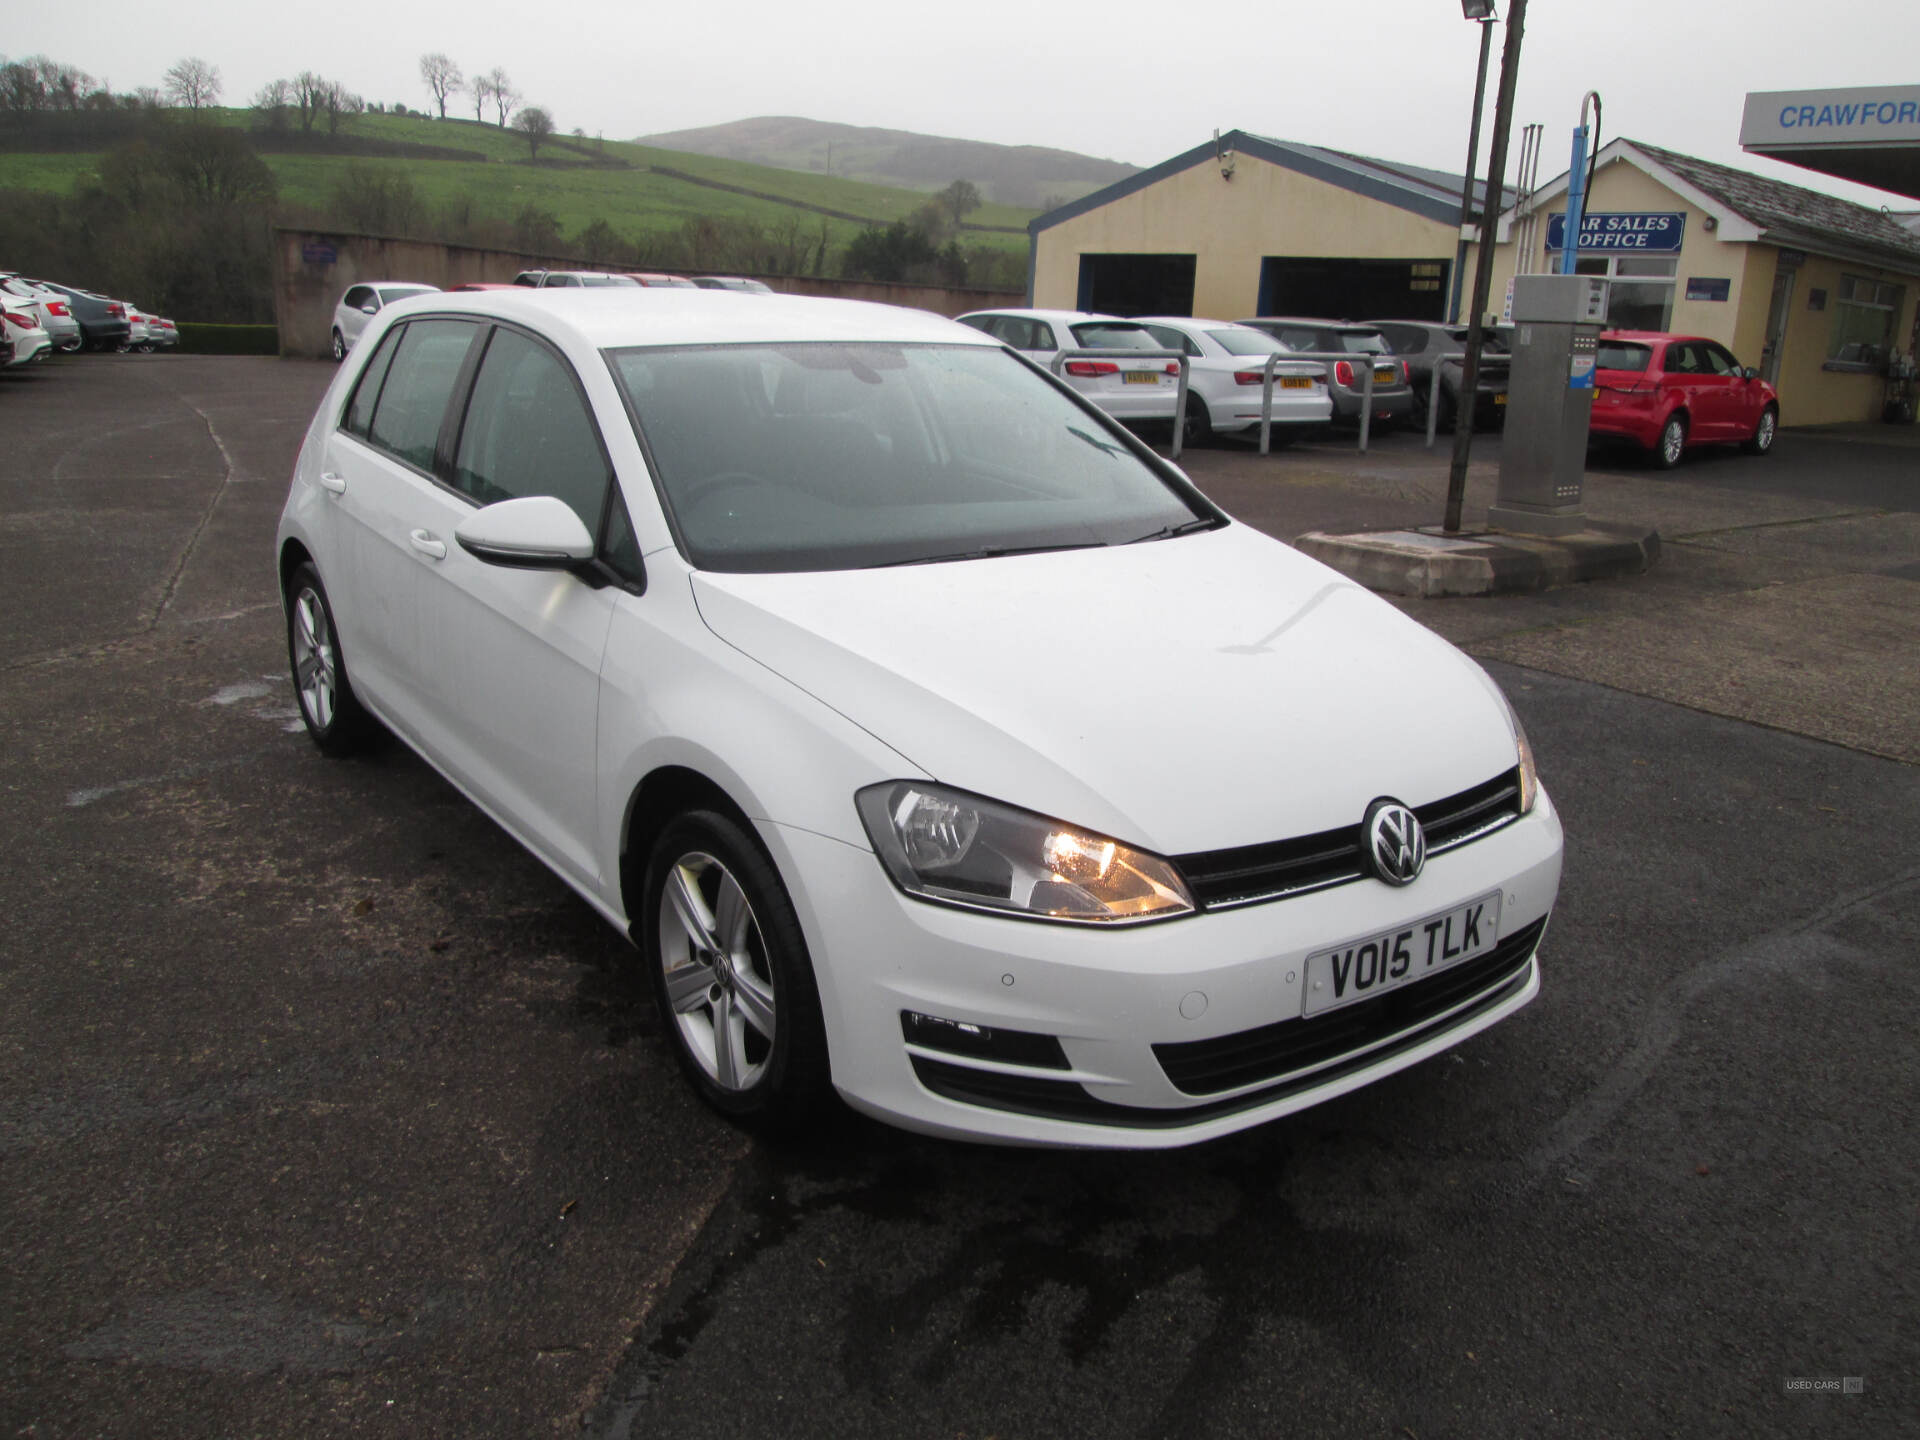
[0,273,82,353]
[331,282,441,361]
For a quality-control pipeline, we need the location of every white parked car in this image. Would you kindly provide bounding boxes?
[330,282,441,361]
[124,307,158,352]
[2,305,51,366]
[1136,316,1334,447]
[955,308,1183,424]
[0,273,82,352]
[277,289,1562,1147]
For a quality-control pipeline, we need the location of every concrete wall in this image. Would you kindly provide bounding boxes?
[271,228,1021,359]
[1031,156,1459,320]
[1479,159,1920,426]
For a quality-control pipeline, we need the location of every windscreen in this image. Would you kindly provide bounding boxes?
[377,285,436,304]
[1596,341,1652,373]
[1336,331,1392,355]
[582,275,642,287]
[1206,328,1284,357]
[609,342,1209,573]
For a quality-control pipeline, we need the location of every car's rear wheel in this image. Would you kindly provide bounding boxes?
[1652,412,1688,469]
[286,562,374,756]
[643,810,831,1127]
[1742,404,1777,455]
[330,329,347,363]
[1181,394,1214,449]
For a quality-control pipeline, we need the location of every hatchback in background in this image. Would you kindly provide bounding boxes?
[276,288,1560,1147]
[1371,320,1511,431]
[1135,315,1332,447]
[1237,318,1413,431]
[1590,331,1779,468]
[955,308,1183,424]
[331,282,441,361]
[33,280,129,352]
[512,270,642,289]
[0,273,82,352]
[691,276,774,294]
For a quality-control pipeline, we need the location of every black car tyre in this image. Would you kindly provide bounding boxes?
[285,562,375,757]
[643,809,831,1128]
[1652,412,1688,470]
[330,329,347,363]
[1742,404,1778,455]
[1181,394,1215,449]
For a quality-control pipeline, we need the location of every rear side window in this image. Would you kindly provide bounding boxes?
[343,324,403,437]
[364,319,481,472]
[343,285,374,310]
[451,326,613,534]
[1596,341,1651,373]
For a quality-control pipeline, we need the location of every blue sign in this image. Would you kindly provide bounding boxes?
[301,240,338,266]
[1685,277,1731,302]
[1546,211,1685,253]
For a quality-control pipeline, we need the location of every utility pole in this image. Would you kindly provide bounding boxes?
[1443,0,1527,534]
[1448,12,1496,325]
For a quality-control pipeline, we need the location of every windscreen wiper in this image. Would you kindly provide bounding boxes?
[1066,426,1131,458]
[868,541,1106,568]
[1124,517,1222,544]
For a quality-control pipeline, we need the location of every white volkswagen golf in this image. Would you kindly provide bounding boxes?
[277,289,1561,1148]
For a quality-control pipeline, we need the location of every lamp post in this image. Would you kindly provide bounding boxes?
[1448,1,1497,325]
[1442,0,1527,534]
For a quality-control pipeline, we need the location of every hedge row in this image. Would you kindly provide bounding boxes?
[175,323,278,355]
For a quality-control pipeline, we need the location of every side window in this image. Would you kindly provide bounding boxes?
[1663,343,1699,375]
[343,323,404,438]
[343,285,373,311]
[365,319,480,472]
[954,314,996,337]
[1701,343,1738,376]
[546,274,580,287]
[451,326,613,535]
[1029,322,1057,352]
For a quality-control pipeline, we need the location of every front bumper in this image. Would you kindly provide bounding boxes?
[766,788,1562,1148]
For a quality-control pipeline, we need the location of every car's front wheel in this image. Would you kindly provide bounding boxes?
[1652,412,1688,469]
[285,562,374,756]
[1742,404,1778,455]
[643,810,831,1127]
[1181,394,1214,449]
[330,329,347,363]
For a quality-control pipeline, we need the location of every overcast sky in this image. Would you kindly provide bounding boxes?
[12,0,1918,208]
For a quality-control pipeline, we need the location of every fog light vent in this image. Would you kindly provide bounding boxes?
[900,1011,1070,1070]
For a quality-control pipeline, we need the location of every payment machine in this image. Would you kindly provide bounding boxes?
[1489,273,1609,537]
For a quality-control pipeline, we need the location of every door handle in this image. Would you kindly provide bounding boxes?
[318,471,347,493]
[409,530,447,560]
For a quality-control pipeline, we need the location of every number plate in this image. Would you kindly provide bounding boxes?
[1122,371,1159,385]
[1302,892,1503,1017]
[1494,393,1508,405]
[1373,366,1397,384]
[1280,376,1312,389]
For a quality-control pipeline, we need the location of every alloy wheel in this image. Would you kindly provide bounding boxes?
[1661,418,1685,466]
[291,586,337,731]
[657,850,778,1091]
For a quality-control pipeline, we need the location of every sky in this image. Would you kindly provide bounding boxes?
[11,0,1918,209]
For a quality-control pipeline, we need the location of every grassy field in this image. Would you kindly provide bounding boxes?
[0,109,1037,255]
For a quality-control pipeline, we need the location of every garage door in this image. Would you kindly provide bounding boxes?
[1075,254,1197,316]
[1257,258,1448,321]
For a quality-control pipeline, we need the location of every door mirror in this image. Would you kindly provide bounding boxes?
[455,496,595,570]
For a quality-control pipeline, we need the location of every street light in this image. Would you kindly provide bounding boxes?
[1448,2,1498,325]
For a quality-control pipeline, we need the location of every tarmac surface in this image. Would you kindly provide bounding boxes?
[2,355,1915,1438]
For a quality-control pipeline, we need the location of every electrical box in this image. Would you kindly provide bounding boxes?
[1489,274,1609,537]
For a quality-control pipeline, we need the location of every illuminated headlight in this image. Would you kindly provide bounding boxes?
[855,782,1195,924]
[1509,704,1539,814]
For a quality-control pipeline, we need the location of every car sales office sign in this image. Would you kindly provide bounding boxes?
[1546,211,1685,253]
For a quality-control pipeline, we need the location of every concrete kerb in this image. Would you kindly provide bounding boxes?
[1294,522,1661,598]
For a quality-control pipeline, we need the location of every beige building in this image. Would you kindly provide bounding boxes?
[1484,139,1920,426]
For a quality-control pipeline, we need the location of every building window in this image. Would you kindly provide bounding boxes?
[1571,255,1677,330]
[1826,275,1903,370]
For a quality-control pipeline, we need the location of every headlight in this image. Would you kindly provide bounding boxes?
[855,782,1195,924]
[1509,704,1539,814]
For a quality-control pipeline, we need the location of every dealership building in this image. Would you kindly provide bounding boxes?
[1027,87,1920,427]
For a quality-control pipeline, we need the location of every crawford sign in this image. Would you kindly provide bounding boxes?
[1741,86,1920,148]
[1545,211,1685,253]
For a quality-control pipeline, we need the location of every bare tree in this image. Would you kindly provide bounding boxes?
[417,52,462,120]
[251,77,291,132]
[163,56,222,111]
[319,79,362,135]
[470,72,493,122]
[292,71,327,132]
[486,68,518,127]
[513,105,554,160]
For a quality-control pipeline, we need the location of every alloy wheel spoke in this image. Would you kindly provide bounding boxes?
[663,955,718,1015]
[666,862,719,953]
[731,967,777,1041]
[714,873,750,954]
[710,990,742,1089]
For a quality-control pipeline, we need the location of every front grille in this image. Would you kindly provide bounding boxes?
[1153,916,1546,1096]
[1173,769,1523,911]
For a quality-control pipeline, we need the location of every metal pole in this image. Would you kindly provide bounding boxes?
[1448,16,1496,325]
[1558,124,1590,276]
[1442,0,1527,534]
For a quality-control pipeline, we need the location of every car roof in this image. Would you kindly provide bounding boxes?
[1243,316,1384,332]
[383,288,999,351]
[958,308,1134,324]
[1134,315,1266,331]
[1600,329,1695,344]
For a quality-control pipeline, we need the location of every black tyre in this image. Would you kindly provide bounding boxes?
[643,809,831,1128]
[1651,412,1688,470]
[1742,404,1778,455]
[330,329,347,363]
[1181,394,1214,449]
[285,562,374,757]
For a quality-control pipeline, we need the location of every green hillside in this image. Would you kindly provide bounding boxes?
[0,108,1037,255]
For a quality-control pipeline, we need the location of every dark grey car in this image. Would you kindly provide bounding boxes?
[34,280,131,351]
[1371,320,1512,430]
[1236,318,1413,429]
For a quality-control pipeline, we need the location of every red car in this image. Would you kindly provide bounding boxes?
[1589,330,1779,469]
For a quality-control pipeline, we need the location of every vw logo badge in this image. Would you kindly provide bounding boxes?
[1365,801,1426,886]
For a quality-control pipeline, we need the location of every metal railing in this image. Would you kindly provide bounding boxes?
[1422,353,1511,447]
[1048,348,1191,459]
[1253,351,1400,454]
[1249,353,1334,454]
